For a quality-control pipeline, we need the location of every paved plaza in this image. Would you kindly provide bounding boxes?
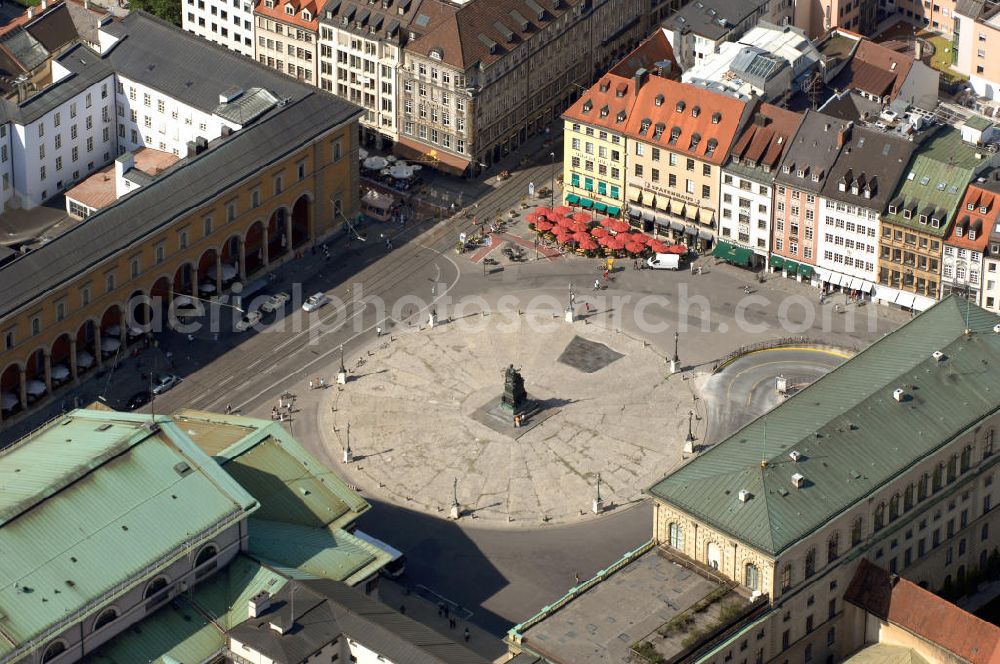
[320,311,708,526]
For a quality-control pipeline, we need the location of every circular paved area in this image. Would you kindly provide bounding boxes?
[322,312,707,526]
[699,347,848,445]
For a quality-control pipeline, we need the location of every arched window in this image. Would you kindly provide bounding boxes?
[904,484,914,511]
[889,494,900,521]
[744,563,759,591]
[874,503,886,531]
[781,564,792,592]
[93,607,117,631]
[947,455,958,482]
[828,533,840,563]
[918,474,929,501]
[933,464,943,491]
[144,577,168,599]
[851,517,863,546]
[961,445,973,473]
[42,641,66,663]
[804,548,816,578]
[195,544,218,567]
[667,522,684,549]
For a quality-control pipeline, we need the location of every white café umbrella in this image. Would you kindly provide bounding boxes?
[104,324,121,338]
[1,392,17,410]
[50,364,70,381]
[25,379,46,397]
[173,295,193,307]
[199,282,217,293]
[363,156,388,170]
[208,263,238,281]
[390,164,415,179]
[76,351,95,369]
[359,148,369,160]
[101,337,121,353]
[386,155,397,162]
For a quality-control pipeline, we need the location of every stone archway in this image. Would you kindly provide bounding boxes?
[99,305,124,360]
[706,542,722,570]
[291,195,311,249]
[125,289,151,342]
[245,221,265,276]
[267,207,289,263]
[50,333,73,389]
[173,263,195,297]
[75,320,97,377]
[197,248,218,298]
[24,347,47,403]
[1,362,23,416]
[220,234,243,283]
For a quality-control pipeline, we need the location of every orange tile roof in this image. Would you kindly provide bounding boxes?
[254,0,319,31]
[623,78,751,165]
[729,103,802,169]
[608,28,679,80]
[851,39,913,100]
[562,73,640,132]
[946,182,998,252]
[845,560,1000,664]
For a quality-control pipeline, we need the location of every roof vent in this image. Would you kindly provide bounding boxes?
[173,461,192,477]
[893,388,905,402]
[789,450,801,462]
[269,620,288,635]
[249,591,271,618]
[932,350,945,362]
[791,472,805,488]
[993,324,1000,334]
[738,489,751,502]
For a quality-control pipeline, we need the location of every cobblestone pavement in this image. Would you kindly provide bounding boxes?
[317,311,706,527]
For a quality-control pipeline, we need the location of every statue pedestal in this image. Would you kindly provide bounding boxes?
[683,439,694,455]
[592,498,604,514]
[336,370,347,385]
[449,503,461,519]
[564,307,574,323]
[670,358,680,374]
[428,313,437,328]
[343,448,353,463]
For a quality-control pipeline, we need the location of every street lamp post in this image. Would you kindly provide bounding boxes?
[337,344,348,384]
[683,410,695,454]
[343,422,353,463]
[592,472,604,514]
[550,152,556,211]
[450,477,461,519]
[565,282,575,323]
[670,331,680,374]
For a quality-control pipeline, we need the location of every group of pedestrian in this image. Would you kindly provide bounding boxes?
[271,396,294,421]
[436,602,471,642]
[308,377,326,390]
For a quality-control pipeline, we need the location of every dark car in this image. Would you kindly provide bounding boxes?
[126,391,151,411]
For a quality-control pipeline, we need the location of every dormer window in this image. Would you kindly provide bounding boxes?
[918,214,927,224]
[675,101,685,113]
[285,3,295,14]
[782,164,791,174]
[888,205,897,214]
[669,126,680,144]
[711,112,721,124]
[691,106,700,118]
[599,80,610,93]
[812,172,821,182]
[266,0,275,7]
[970,230,977,240]
[968,203,975,211]
[903,209,912,219]
[600,105,609,118]
[655,94,664,106]
[838,181,847,192]
[616,110,626,123]
[640,118,652,135]
[931,218,941,228]
[956,225,964,237]
[850,184,858,194]
[705,138,718,157]
[582,100,593,113]
[981,206,989,214]
[302,8,311,19]
[688,133,701,151]
[796,169,804,178]
[652,123,665,139]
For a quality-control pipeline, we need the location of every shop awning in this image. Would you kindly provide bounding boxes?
[579,198,594,209]
[670,220,685,232]
[684,226,698,236]
[657,197,671,212]
[606,206,621,217]
[896,292,916,309]
[799,263,814,279]
[769,255,784,269]
[873,285,897,302]
[712,240,752,266]
[830,273,844,287]
[861,281,875,293]
[566,193,580,205]
[594,202,608,213]
[685,205,699,220]
[395,137,471,177]
[641,209,655,222]
[784,260,800,274]
[629,190,642,203]
[699,229,714,241]
[913,294,937,311]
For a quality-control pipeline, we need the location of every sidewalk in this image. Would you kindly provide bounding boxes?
[377,578,507,661]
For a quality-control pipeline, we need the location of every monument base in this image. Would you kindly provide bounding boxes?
[343,448,353,463]
[670,358,680,374]
[683,439,694,454]
[336,370,348,385]
[592,498,604,514]
[449,503,461,519]
[564,307,574,323]
[470,394,558,439]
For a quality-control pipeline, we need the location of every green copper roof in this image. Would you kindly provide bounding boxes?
[649,297,1000,556]
[883,127,983,237]
[0,412,258,658]
[248,518,393,586]
[189,553,289,630]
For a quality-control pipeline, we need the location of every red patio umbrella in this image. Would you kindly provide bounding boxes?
[554,205,573,216]
[578,237,599,251]
[591,227,609,238]
[569,221,589,234]
[572,231,591,243]
[609,220,630,233]
[572,212,591,222]
[535,220,554,232]
[625,241,646,254]
[649,240,669,253]
[665,244,688,254]
[599,217,613,227]
[535,206,552,217]
[526,212,539,224]
[605,236,626,250]
[556,215,574,227]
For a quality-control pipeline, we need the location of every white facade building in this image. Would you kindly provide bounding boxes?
[816,197,881,290]
[181,0,255,56]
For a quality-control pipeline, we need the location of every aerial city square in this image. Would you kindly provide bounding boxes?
[0,0,999,661]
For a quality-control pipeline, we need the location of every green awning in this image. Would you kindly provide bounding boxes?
[784,260,799,274]
[606,206,621,217]
[594,202,608,213]
[712,240,752,267]
[566,193,580,204]
[769,255,784,269]
[579,198,594,209]
[799,264,814,278]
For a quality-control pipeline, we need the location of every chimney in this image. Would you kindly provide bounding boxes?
[634,67,648,91]
[890,574,900,586]
[114,151,134,180]
[27,7,34,18]
[837,125,851,147]
[195,136,208,154]
[249,591,271,618]
[186,140,198,158]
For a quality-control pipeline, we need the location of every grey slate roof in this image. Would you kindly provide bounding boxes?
[104,11,307,115]
[821,126,915,211]
[774,110,850,193]
[2,29,50,72]
[214,88,280,125]
[228,578,490,664]
[0,91,361,319]
[662,0,768,40]
[25,3,80,53]
[13,42,112,125]
[648,296,1000,556]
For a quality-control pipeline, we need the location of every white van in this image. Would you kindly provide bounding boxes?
[647,253,681,270]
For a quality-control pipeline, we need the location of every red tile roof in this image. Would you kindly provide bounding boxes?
[728,103,802,170]
[845,560,1000,664]
[608,28,679,80]
[835,39,914,100]
[562,73,640,131]
[946,182,997,251]
[622,78,751,166]
[255,0,320,31]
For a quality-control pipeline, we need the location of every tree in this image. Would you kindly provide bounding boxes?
[130,0,181,26]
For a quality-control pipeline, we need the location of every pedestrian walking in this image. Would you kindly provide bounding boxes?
[575,572,580,584]
[437,602,444,617]
[464,627,470,642]
[309,379,314,390]
[376,326,382,337]
[225,403,232,414]
[449,617,456,629]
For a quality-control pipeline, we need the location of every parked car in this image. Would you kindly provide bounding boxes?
[152,374,181,395]
[261,292,290,313]
[235,309,262,332]
[126,391,151,410]
[302,292,330,312]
